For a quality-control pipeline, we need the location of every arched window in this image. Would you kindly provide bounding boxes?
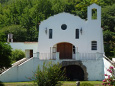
[91,41,97,50]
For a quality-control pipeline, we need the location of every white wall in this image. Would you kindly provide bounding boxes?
[83,58,104,80]
[0,58,34,82]
[103,58,113,78]
[25,50,30,58]
[10,42,38,58]
[0,57,105,82]
[38,4,104,56]
[112,58,115,62]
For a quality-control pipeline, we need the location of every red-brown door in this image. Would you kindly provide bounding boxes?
[57,43,72,59]
[30,50,33,58]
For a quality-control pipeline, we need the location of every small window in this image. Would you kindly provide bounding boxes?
[91,41,97,50]
[49,29,52,39]
[75,29,79,39]
[61,24,67,30]
[73,46,75,54]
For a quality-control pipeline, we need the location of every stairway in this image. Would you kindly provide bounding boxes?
[103,55,115,79]
[0,57,35,82]
[12,58,28,66]
[0,58,28,74]
[103,55,115,67]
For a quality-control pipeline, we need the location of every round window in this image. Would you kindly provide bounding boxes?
[61,24,67,30]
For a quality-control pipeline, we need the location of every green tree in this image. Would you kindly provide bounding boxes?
[104,30,115,58]
[0,25,27,42]
[75,0,100,19]
[101,4,115,32]
[32,62,66,86]
[0,42,12,68]
[64,0,76,13]
[11,49,25,63]
[51,0,66,14]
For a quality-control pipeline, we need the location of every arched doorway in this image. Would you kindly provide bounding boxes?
[62,65,84,81]
[60,61,88,81]
[57,42,73,59]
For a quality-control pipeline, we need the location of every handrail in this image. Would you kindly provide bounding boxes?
[0,58,32,74]
[12,58,27,66]
[103,54,115,67]
[0,67,7,74]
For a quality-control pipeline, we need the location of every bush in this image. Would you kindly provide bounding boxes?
[0,42,12,68]
[11,49,25,63]
[0,81,5,86]
[31,62,66,86]
[102,66,115,86]
[80,83,94,86]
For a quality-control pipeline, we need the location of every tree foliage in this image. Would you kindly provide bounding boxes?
[32,62,66,86]
[0,42,12,68]
[11,49,25,63]
[0,25,28,42]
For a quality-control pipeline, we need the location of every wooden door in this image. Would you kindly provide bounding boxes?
[30,50,33,58]
[57,43,72,59]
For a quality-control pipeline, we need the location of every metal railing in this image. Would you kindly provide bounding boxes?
[37,52,103,60]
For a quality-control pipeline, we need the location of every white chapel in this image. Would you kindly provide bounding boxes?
[0,3,113,82]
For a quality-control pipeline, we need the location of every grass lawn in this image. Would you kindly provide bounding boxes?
[3,81,103,86]
[3,82,34,86]
[61,81,103,86]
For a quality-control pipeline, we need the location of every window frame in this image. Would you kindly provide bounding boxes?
[61,24,67,30]
[91,41,97,50]
[49,29,53,39]
[75,29,79,39]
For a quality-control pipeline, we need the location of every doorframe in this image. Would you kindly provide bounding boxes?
[25,49,33,58]
[56,42,74,59]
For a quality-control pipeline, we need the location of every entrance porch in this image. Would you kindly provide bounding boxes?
[37,42,103,60]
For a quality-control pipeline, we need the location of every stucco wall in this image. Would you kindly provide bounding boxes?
[38,4,104,55]
[9,42,38,58]
[0,57,105,82]
[83,58,104,80]
[112,58,115,62]
[10,42,38,52]
[103,58,113,78]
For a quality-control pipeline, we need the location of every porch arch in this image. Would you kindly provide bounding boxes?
[53,42,76,59]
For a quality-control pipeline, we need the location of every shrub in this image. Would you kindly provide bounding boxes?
[0,81,5,86]
[31,62,66,86]
[0,42,12,68]
[102,66,115,86]
[11,49,25,63]
[80,83,94,86]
